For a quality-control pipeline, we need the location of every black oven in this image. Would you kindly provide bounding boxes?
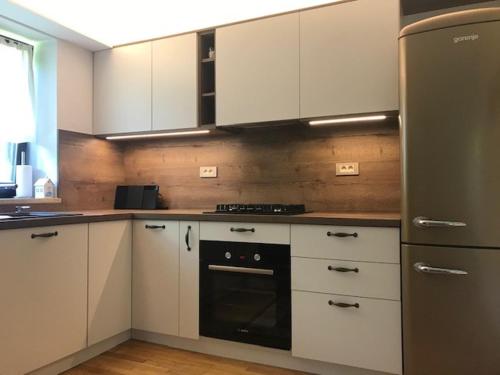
[200,240,291,350]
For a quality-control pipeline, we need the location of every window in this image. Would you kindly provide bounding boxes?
[0,35,35,183]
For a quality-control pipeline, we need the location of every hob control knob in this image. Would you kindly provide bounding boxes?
[225,251,232,260]
[254,253,261,262]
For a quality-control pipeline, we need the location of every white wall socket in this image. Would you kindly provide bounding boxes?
[200,166,218,178]
[336,162,359,176]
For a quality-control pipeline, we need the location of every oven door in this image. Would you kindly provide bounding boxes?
[200,240,291,350]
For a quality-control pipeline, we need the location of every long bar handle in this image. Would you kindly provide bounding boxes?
[145,224,166,230]
[327,231,358,238]
[413,216,466,228]
[208,264,274,276]
[31,231,58,239]
[230,227,255,233]
[414,262,468,275]
[328,265,359,273]
[328,300,359,309]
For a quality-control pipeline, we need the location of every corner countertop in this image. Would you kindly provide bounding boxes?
[0,209,400,230]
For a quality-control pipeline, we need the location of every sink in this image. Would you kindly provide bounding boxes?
[0,212,83,221]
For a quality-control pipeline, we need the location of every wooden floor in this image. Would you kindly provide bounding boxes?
[63,340,309,375]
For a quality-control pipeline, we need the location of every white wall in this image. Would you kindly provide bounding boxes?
[401,0,500,27]
[32,39,58,187]
[30,38,94,192]
[57,40,93,134]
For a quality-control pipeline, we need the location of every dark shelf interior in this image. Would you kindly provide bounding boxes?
[200,62,215,94]
[200,95,215,125]
[199,30,216,126]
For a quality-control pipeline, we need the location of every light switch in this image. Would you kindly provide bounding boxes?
[200,166,218,178]
[336,162,359,176]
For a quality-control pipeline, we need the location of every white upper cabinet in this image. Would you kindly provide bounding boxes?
[152,34,198,131]
[216,13,300,126]
[299,0,400,119]
[94,42,152,134]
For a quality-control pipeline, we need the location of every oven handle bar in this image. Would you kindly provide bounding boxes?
[208,264,274,276]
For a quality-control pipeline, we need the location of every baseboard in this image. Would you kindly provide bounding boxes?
[29,330,131,375]
[131,330,388,375]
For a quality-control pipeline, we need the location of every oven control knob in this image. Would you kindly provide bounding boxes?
[254,253,261,262]
[225,251,232,260]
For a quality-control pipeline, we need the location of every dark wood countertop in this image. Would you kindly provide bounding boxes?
[0,209,400,230]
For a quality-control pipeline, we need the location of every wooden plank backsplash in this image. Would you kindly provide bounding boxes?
[58,130,126,210]
[58,123,400,212]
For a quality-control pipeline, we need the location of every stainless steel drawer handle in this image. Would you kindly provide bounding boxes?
[413,216,466,228]
[328,300,359,309]
[230,227,255,233]
[31,231,58,239]
[327,231,358,238]
[145,224,166,230]
[208,265,274,276]
[328,265,359,273]
[414,262,468,275]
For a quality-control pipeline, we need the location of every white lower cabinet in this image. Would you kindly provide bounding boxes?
[133,220,200,339]
[200,221,290,244]
[291,224,402,374]
[291,257,400,300]
[0,224,88,375]
[292,291,402,374]
[179,221,200,339]
[133,220,180,335]
[88,221,132,346]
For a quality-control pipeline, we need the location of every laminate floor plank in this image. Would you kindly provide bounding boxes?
[63,340,309,375]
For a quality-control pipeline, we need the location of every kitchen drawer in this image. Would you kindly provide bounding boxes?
[292,290,402,374]
[200,222,290,244]
[291,224,399,263]
[292,257,400,300]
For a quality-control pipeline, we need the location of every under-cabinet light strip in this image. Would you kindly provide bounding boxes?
[106,129,210,140]
[309,115,388,126]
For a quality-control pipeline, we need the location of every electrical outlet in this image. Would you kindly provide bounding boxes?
[336,162,359,176]
[200,166,217,178]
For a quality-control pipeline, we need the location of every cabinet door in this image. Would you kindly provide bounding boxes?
[292,291,402,374]
[88,221,132,346]
[133,221,180,335]
[216,13,299,126]
[94,42,152,134]
[179,221,199,339]
[300,0,399,118]
[0,225,88,375]
[152,34,197,131]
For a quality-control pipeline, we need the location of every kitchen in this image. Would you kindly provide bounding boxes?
[0,0,498,374]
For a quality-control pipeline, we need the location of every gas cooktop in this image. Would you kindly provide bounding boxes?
[205,204,306,215]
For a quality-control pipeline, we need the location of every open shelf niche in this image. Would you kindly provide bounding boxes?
[199,30,216,126]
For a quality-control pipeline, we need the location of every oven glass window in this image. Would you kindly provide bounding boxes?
[200,241,291,350]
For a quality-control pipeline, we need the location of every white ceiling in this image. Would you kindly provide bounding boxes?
[6,0,341,48]
[0,0,109,50]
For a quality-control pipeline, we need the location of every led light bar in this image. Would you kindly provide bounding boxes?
[105,129,210,140]
[309,115,388,126]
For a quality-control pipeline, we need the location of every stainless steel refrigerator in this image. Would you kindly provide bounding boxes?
[400,7,500,375]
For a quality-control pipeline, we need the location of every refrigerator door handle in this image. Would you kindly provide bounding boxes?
[414,262,468,275]
[413,216,467,228]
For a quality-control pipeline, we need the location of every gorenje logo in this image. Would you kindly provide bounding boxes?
[453,34,479,44]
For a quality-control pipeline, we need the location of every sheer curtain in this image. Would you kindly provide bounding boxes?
[0,36,35,182]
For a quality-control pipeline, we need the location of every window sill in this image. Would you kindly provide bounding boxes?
[0,197,62,205]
